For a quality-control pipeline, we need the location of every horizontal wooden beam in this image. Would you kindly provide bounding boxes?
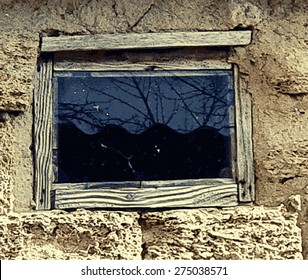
[54,60,232,71]
[53,179,238,209]
[42,31,252,52]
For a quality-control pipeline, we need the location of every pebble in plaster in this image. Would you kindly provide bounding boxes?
[228,0,264,27]
[0,112,10,123]
[286,194,302,212]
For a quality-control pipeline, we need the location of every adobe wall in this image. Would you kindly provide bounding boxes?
[0,0,307,259]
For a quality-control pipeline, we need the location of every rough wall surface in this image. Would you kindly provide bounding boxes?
[0,0,307,259]
[0,210,141,259]
[0,33,38,111]
[0,207,302,260]
[141,207,302,260]
[0,122,14,215]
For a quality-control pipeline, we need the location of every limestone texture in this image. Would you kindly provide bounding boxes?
[141,206,302,260]
[0,206,302,260]
[0,0,307,259]
[0,210,141,260]
[0,122,14,215]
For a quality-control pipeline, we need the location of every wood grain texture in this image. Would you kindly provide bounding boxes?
[54,60,232,71]
[52,77,58,183]
[52,77,59,150]
[34,60,53,210]
[229,105,237,178]
[234,65,255,202]
[42,31,252,52]
[53,179,238,209]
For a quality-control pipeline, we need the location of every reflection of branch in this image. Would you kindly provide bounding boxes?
[78,79,151,121]
[164,78,202,126]
[59,112,102,129]
[165,101,179,125]
[59,102,106,129]
[58,73,232,134]
[100,143,135,174]
[108,76,156,124]
[59,102,149,133]
[173,75,230,128]
[110,77,144,99]
[88,78,159,130]
[174,75,229,107]
[203,79,228,126]
[131,77,156,124]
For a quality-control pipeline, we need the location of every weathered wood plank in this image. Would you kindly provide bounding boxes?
[42,31,252,52]
[52,76,59,183]
[52,181,142,191]
[142,178,234,188]
[54,60,232,71]
[51,178,234,190]
[52,150,58,183]
[229,105,237,178]
[52,77,58,150]
[54,179,238,209]
[34,60,53,210]
[234,65,255,202]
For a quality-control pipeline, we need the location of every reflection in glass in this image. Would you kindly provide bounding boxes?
[55,71,234,183]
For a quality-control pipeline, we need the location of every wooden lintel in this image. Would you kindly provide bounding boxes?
[42,31,252,52]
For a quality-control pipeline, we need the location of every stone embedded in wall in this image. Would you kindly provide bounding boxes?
[273,76,308,95]
[0,173,14,215]
[0,33,38,111]
[0,112,10,123]
[141,206,302,260]
[11,110,34,212]
[0,210,142,260]
[0,206,302,260]
[0,123,15,215]
[286,194,302,212]
[227,0,264,27]
[0,215,22,258]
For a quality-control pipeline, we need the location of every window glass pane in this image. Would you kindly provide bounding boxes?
[55,70,234,182]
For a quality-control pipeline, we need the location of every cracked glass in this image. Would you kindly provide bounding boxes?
[54,70,234,183]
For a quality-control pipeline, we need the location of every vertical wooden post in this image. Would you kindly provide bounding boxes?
[34,60,53,210]
[234,64,255,202]
[52,77,59,183]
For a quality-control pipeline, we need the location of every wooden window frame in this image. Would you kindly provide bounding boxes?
[34,31,254,210]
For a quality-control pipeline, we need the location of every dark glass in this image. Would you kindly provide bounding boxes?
[55,70,234,183]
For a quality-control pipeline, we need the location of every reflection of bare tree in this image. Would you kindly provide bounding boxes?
[57,72,233,182]
[58,72,233,134]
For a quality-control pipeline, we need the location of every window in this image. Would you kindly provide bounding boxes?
[34,31,254,210]
[56,70,234,182]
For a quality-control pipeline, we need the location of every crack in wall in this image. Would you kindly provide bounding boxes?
[112,0,119,17]
[129,3,155,31]
[279,175,303,184]
[137,212,148,259]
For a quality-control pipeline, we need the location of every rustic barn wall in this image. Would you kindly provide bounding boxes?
[0,0,307,259]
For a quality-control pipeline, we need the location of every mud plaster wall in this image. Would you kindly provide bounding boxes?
[0,0,307,259]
